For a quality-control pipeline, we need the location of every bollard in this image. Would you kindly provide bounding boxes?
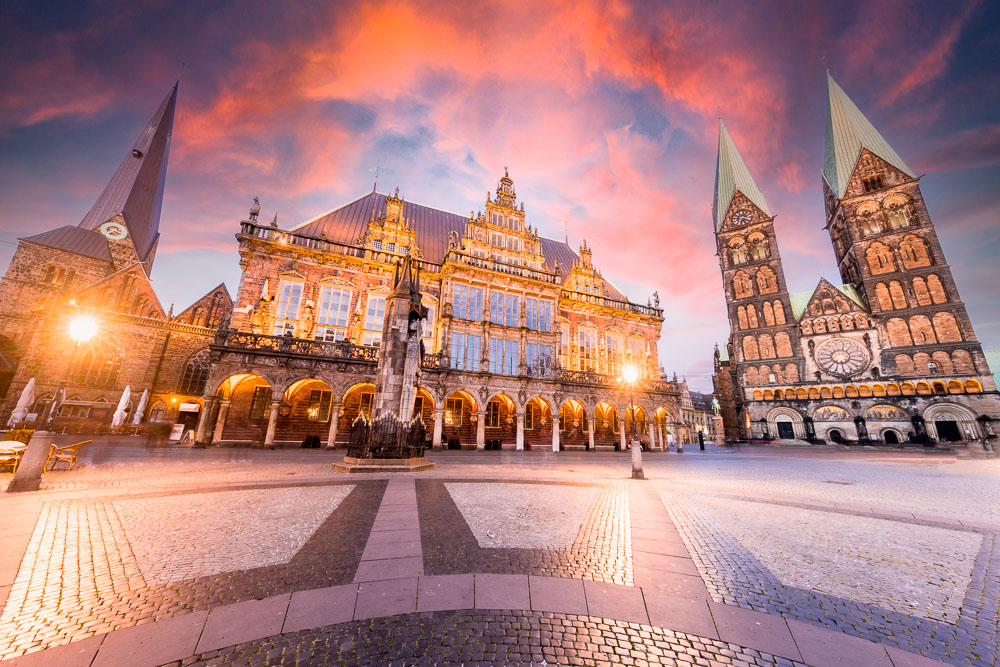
[7,430,56,493]
[630,439,644,479]
[678,440,684,454]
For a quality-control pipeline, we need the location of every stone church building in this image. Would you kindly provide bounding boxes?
[0,83,233,433]
[0,83,696,449]
[712,74,1000,447]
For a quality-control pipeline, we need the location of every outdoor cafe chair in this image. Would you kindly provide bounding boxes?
[45,440,92,471]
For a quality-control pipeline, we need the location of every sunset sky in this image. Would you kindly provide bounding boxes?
[2,0,997,390]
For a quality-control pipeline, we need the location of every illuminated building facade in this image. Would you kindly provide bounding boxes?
[712,75,1000,447]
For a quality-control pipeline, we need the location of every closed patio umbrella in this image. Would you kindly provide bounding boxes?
[7,378,35,426]
[131,389,148,426]
[111,385,131,427]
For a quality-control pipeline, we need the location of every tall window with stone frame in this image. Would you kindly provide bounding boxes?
[490,290,505,324]
[362,294,386,345]
[452,283,484,321]
[450,333,481,371]
[315,286,352,341]
[489,337,504,374]
[505,294,519,327]
[503,339,518,375]
[486,400,501,428]
[68,341,124,388]
[421,303,436,346]
[525,342,552,378]
[272,280,303,335]
[445,397,464,425]
[180,349,211,395]
[605,331,624,377]
[578,326,597,372]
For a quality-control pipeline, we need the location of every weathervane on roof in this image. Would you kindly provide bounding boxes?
[370,164,381,193]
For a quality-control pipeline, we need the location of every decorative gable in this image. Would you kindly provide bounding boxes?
[75,263,166,320]
[174,283,234,329]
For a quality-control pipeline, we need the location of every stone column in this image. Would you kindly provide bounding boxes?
[619,420,627,451]
[476,411,486,450]
[551,419,560,452]
[212,399,231,445]
[648,421,657,452]
[194,396,216,447]
[657,423,664,451]
[325,404,340,449]
[264,400,281,448]
[587,419,595,451]
[432,408,444,449]
[516,412,525,451]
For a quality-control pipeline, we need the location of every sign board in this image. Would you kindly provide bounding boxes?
[178,403,200,413]
[168,424,186,441]
[25,413,38,422]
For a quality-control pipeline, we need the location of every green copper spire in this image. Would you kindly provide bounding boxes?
[713,121,770,231]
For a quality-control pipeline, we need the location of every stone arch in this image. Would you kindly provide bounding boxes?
[484,393,518,449]
[947,380,964,394]
[759,334,775,359]
[752,390,763,401]
[775,332,792,358]
[912,277,931,306]
[881,428,902,444]
[180,348,212,395]
[909,315,936,344]
[889,281,907,309]
[832,386,845,399]
[952,349,975,374]
[866,242,895,274]
[763,301,775,326]
[746,303,759,328]
[820,387,832,399]
[767,406,803,439]
[899,234,931,268]
[886,383,901,396]
[887,318,912,346]
[742,336,759,361]
[737,306,748,330]
[594,400,623,450]
[931,351,953,375]
[875,283,893,310]
[274,377,336,444]
[733,270,754,299]
[756,266,777,294]
[523,396,554,450]
[773,300,786,325]
[964,379,983,393]
[784,363,799,383]
[729,236,748,265]
[901,382,916,396]
[442,389,479,449]
[215,373,274,443]
[932,312,962,343]
[924,402,978,442]
[927,275,946,303]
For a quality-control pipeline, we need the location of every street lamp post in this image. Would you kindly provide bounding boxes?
[622,364,643,480]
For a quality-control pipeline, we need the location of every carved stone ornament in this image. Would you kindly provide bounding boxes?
[518,389,527,405]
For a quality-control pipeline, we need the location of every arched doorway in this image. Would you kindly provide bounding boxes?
[523,397,552,450]
[442,390,477,449]
[655,407,675,451]
[217,373,273,444]
[924,404,978,443]
[593,401,621,450]
[623,405,647,448]
[767,407,802,440]
[276,378,335,447]
[335,382,376,446]
[484,393,517,450]
[559,399,589,450]
[882,429,901,444]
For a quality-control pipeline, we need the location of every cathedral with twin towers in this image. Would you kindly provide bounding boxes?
[712,74,999,448]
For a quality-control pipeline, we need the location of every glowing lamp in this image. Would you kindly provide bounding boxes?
[622,365,638,384]
[68,315,98,344]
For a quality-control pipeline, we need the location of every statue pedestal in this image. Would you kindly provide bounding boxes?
[332,456,435,474]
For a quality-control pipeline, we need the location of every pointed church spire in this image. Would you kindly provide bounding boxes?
[823,73,915,198]
[78,82,178,265]
[713,121,770,230]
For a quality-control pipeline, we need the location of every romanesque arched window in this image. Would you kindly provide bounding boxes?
[763,302,775,327]
[180,349,211,395]
[899,235,931,269]
[909,315,936,344]
[932,312,962,343]
[742,336,759,361]
[759,334,775,359]
[927,275,947,304]
[756,267,777,294]
[746,304,759,328]
[733,271,753,299]
[889,281,907,309]
[773,301,786,325]
[875,283,892,310]
[729,237,747,265]
[885,204,910,229]
[951,349,974,374]
[737,306,748,330]
[785,363,799,383]
[931,351,953,375]
[912,277,931,306]
[775,332,792,358]
[887,318,912,346]
[866,242,895,275]
[894,354,914,375]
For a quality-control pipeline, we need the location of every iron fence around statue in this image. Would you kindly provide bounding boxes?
[347,412,427,459]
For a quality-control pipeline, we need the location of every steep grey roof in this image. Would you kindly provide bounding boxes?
[713,121,770,231]
[291,192,626,300]
[78,82,178,265]
[20,225,112,263]
[824,74,915,198]
[689,391,715,412]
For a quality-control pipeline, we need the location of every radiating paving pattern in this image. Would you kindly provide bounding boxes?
[113,486,354,585]
[699,495,980,624]
[445,482,598,548]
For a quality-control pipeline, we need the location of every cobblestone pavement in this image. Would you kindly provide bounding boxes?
[174,610,809,667]
[1,443,996,665]
[662,490,999,666]
[419,480,633,585]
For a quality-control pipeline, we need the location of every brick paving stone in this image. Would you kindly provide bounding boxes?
[169,610,812,666]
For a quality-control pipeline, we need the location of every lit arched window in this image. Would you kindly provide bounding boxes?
[180,349,211,395]
[68,340,124,388]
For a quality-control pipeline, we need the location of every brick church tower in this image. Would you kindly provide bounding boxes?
[713,122,805,433]
[822,74,993,402]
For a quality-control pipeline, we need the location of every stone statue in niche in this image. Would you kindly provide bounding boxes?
[298,300,316,339]
[250,296,271,334]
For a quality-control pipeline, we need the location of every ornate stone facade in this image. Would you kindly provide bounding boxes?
[712,75,1000,448]
[197,171,687,450]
